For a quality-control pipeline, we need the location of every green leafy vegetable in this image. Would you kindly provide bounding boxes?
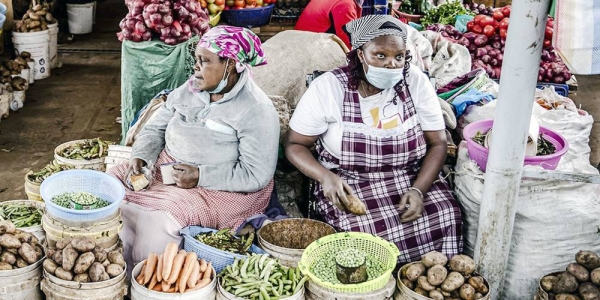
[421,0,474,27]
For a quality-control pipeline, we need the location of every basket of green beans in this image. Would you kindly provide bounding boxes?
[0,200,44,241]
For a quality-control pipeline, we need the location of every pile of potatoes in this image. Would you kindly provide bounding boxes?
[399,251,489,300]
[13,4,57,33]
[539,250,600,300]
[43,237,126,283]
[0,220,45,270]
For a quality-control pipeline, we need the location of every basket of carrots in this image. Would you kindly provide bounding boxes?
[131,242,217,298]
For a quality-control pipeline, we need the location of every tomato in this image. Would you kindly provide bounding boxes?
[472,24,483,34]
[499,18,509,30]
[225,0,234,6]
[233,4,244,9]
[215,0,224,5]
[493,9,504,21]
[545,27,553,40]
[474,14,485,25]
[466,21,475,32]
[200,0,207,8]
[501,5,511,18]
[483,25,495,37]
[493,20,499,29]
[499,28,507,39]
[234,0,244,6]
[479,16,495,27]
[543,39,551,48]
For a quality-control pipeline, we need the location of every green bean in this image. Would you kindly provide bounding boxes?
[51,192,110,210]
[0,204,42,227]
[195,228,254,255]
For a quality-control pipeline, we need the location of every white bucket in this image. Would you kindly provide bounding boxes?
[306,277,395,300]
[20,68,30,87]
[48,23,58,69]
[10,91,24,111]
[53,139,107,171]
[131,260,217,300]
[217,278,305,300]
[41,268,128,300]
[27,61,35,84]
[0,257,44,300]
[66,2,94,34]
[12,30,50,80]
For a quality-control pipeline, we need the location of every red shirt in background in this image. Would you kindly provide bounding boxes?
[294,0,363,49]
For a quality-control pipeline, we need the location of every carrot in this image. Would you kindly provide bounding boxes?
[136,262,146,285]
[161,281,170,292]
[144,253,158,285]
[167,251,186,284]
[178,252,198,293]
[199,259,207,273]
[151,283,162,292]
[148,271,158,290]
[166,286,176,293]
[187,260,201,288]
[202,261,212,280]
[156,254,163,282]
[188,278,211,291]
[162,242,179,280]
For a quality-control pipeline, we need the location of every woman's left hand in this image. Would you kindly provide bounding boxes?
[398,189,424,223]
[172,164,199,189]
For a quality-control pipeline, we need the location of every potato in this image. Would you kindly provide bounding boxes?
[468,276,488,294]
[449,255,476,276]
[71,237,95,253]
[5,247,17,255]
[541,275,559,292]
[74,273,90,283]
[442,271,465,292]
[429,289,444,300]
[344,194,367,215]
[43,259,58,275]
[428,264,448,286]
[73,252,95,274]
[475,293,484,299]
[579,282,600,300]
[556,294,582,300]
[107,250,125,268]
[92,246,107,262]
[52,250,63,265]
[577,251,600,270]
[56,239,72,250]
[460,283,476,300]
[553,272,579,294]
[54,267,73,281]
[418,276,436,292]
[18,242,39,264]
[0,261,12,270]
[46,248,56,260]
[401,278,414,290]
[33,244,43,259]
[0,251,16,265]
[405,262,427,282]
[591,268,600,286]
[14,232,38,244]
[422,251,449,268]
[414,287,429,296]
[106,264,124,278]
[0,234,21,249]
[102,259,110,267]
[567,263,590,283]
[15,258,28,268]
[439,288,451,297]
[0,220,16,234]
[62,247,79,271]
[88,262,108,282]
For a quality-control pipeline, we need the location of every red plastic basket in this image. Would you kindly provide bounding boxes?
[391,7,423,24]
[463,119,569,172]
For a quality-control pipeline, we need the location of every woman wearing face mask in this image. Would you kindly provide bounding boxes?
[108,25,280,274]
[285,15,462,263]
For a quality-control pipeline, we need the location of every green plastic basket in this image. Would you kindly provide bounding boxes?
[298,232,400,293]
[455,14,474,33]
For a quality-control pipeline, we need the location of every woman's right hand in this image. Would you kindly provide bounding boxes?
[126,158,147,179]
[320,172,354,212]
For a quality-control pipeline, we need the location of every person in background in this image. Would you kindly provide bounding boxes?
[286,15,462,264]
[294,0,363,49]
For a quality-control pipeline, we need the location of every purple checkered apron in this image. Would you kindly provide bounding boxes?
[313,67,463,263]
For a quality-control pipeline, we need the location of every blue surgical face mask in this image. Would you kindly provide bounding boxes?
[208,58,231,94]
[363,60,404,90]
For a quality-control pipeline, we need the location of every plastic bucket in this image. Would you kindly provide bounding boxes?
[24,172,43,201]
[48,23,58,69]
[53,140,106,171]
[217,278,305,300]
[20,68,30,86]
[10,91,24,111]
[307,276,395,300]
[0,3,6,15]
[27,61,35,84]
[66,2,94,34]
[41,268,127,300]
[0,256,44,300]
[131,260,217,300]
[41,209,123,249]
[0,199,45,241]
[12,30,50,80]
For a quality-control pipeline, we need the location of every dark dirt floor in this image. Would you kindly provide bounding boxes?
[0,0,599,203]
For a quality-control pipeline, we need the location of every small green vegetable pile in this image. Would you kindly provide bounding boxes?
[195,228,253,255]
[219,254,308,299]
[27,161,74,184]
[421,0,474,27]
[51,192,110,210]
[335,248,366,269]
[471,131,557,156]
[311,250,385,284]
[59,138,112,160]
[0,204,42,227]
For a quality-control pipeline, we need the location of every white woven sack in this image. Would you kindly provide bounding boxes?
[554,0,600,74]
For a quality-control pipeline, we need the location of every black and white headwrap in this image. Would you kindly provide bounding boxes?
[343,15,408,50]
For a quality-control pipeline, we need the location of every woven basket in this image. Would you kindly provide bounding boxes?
[298,232,399,293]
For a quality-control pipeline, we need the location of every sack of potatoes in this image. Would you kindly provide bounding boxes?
[397,251,490,300]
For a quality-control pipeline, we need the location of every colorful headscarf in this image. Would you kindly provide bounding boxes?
[198,25,267,73]
[343,15,408,50]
